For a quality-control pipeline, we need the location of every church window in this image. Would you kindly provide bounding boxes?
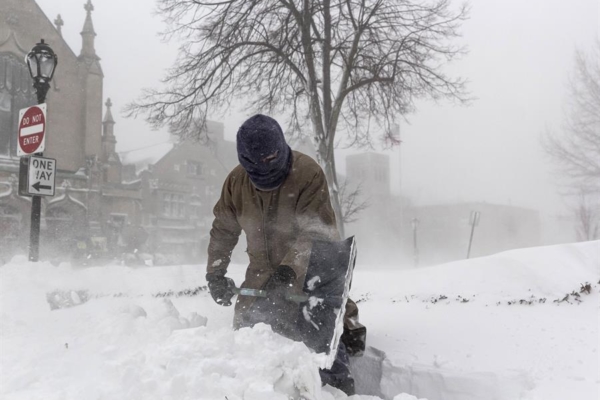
[0,53,36,157]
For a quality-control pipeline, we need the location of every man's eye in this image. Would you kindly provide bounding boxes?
[263,151,279,164]
[242,155,257,165]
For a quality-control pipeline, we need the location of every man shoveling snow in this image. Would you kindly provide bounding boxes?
[205,114,366,395]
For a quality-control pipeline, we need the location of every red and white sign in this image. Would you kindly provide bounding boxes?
[17,104,47,156]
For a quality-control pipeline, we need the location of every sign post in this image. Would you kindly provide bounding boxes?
[17,103,51,262]
[21,38,58,262]
[17,103,51,263]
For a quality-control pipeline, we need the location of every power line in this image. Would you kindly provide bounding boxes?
[117,141,171,155]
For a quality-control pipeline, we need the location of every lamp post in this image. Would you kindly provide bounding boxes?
[25,39,58,262]
[411,217,419,267]
[466,211,480,259]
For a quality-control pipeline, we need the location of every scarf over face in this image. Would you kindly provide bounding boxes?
[236,114,292,191]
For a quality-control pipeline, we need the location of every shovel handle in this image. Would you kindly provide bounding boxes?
[233,287,266,297]
[232,287,309,303]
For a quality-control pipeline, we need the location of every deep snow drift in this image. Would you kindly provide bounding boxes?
[1,241,598,400]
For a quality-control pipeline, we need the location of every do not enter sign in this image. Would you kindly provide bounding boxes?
[17,104,47,156]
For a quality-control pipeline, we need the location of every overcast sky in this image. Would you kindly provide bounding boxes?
[35,0,599,217]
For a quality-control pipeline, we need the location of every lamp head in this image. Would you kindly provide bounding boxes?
[26,39,58,83]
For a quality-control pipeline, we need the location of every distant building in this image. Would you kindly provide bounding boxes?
[345,152,390,198]
[343,152,543,265]
[0,0,140,262]
[344,152,398,263]
[122,122,238,263]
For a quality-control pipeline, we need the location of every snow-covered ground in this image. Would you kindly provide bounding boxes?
[1,241,598,400]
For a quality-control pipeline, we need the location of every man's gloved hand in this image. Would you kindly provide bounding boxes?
[206,272,236,306]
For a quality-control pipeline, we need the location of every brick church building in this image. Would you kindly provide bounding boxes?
[0,0,142,262]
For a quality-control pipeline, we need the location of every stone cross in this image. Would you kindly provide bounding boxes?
[54,14,64,36]
[84,0,94,14]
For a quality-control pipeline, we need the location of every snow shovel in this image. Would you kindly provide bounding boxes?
[235,236,357,369]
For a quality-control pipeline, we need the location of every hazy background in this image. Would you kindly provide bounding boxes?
[35,0,600,224]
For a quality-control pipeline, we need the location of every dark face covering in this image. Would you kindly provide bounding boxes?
[236,114,292,191]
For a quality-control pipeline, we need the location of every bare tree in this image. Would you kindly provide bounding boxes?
[543,42,600,240]
[574,189,599,241]
[544,43,600,192]
[338,178,369,224]
[127,0,469,236]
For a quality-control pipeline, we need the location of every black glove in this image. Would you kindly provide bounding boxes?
[206,272,235,306]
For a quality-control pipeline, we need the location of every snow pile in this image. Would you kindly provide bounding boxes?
[0,260,324,399]
[352,241,599,400]
[1,241,598,400]
[351,241,599,304]
[1,256,207,297]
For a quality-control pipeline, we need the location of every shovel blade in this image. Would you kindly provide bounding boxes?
[298,236,357,368]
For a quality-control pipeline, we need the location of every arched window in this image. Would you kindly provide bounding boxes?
[0,204,22,240]
[0,53,36,157]
[0,204,24,261]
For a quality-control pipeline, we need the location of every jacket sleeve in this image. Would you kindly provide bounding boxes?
[280,167,340,281]
[207,174,242,276]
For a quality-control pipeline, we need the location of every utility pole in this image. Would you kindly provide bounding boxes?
[411,217,419,267]
[393,123,403,253]
[467,211,481,259]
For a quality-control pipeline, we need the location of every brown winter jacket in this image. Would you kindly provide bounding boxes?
[207,151,344,327]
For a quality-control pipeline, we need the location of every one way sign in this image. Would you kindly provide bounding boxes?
[18,156,56,197]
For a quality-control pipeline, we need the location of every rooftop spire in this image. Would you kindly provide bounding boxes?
[103,98,115,125]
[80,0,98,59]
[54,14,64,36]
[102,98,117,161]
[83,0,95,32]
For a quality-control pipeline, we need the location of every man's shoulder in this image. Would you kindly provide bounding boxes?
[220,164,247,189]
[292,151,323,175]
[226,164,247,180]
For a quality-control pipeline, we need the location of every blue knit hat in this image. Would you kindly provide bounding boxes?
[236,114,292,190]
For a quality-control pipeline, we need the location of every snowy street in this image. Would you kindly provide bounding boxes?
[2,1,599,399]
[1,241,598,400]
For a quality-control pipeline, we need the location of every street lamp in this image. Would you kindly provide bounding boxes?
[411,217,419,267]
[24,39,57,262]
[25,39,58,104]
[466,211,481,259]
